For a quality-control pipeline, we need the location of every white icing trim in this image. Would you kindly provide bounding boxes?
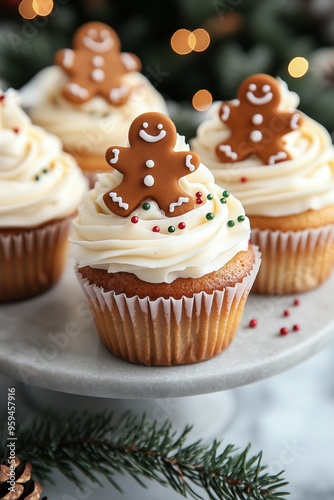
[109,86,128,102]
[63,49,74,68]
[65,83,89,99]
[92,55,104,67]
[252,113,263,125]
[121,53,137,70]
[185,154,196,171]
[220,105,230,121]
[268,151,287,165]
[109,148,120,164]
[246,91,273,105]
[108,192,129,210]
[83,35,113,53]
[290,113,300,130]
[218,144,238,161]
[145,160,154,168]
[139,128,166,143]
[169,196,189,213]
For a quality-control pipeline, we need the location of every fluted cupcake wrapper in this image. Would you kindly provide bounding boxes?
[251,225,334,295]
[0,217,72,302]
[77,246,261,366]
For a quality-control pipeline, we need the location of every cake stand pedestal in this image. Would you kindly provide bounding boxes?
[1,257,334,497]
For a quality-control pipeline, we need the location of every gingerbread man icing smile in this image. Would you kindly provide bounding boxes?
[55,22,141,105]
[103,112,201,217]
[216,74,303,165]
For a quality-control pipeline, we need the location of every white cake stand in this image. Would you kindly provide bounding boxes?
[1,256,334,400]
[1,257,334,498]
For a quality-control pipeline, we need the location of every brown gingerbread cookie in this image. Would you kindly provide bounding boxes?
[215,74,303,165]
[55,22,141,105]
[103,112,201,217]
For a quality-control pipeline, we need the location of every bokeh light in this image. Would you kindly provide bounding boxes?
[192,89,212,111]
[19,0,54,19]
[288,57,309,78]
[171,29,193,55]
[171,28,210,55]
[192,29,210,52]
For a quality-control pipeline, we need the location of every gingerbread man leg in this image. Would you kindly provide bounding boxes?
[62,81,93,103]
[159,196,194,218]
[103,184,143,216]
[216,137,254,163]
[257,143,293,165]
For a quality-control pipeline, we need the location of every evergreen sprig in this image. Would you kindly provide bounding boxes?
[1,411,289,499]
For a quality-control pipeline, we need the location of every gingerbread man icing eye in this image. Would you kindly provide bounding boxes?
[216,73,303,165]
[55,21,141,105]
[103,112,201,217]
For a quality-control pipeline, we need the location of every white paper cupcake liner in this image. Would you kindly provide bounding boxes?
[77,245,261,366]
[0,217,72,302]
[251,225,334,295]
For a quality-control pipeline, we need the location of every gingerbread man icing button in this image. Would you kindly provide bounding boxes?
[103,112,201,218]
[215,74,303,165]
[55,22,141,105]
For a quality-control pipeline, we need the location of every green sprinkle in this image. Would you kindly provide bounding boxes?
[222,190,230,198]
[42,168,49,174]
[207,193,213,200]
[142,203,150,210]
[35,175,40,181]
[206,212,214,221]
[227,220,235,227]
[168,226,176,233]
[237,215,245,223]
[220,198,227,204]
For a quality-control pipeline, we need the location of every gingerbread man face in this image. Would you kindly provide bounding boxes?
[103,112,201,218]
[216,73,303,165]
[55,22,141,105]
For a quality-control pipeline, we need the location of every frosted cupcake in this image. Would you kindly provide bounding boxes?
[70,111,260,366]
[0,89,88,302]
[191,73,334,295]
[24,22,168,186]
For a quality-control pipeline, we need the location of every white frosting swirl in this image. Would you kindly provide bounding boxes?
[71,135,251,283]
[24,66,169,157]
[0,89,88,227]
[190,79,334,217]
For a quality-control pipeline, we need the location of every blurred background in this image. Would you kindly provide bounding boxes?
[1,0,334,140]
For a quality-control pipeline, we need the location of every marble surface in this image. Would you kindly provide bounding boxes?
[1,340,334,499]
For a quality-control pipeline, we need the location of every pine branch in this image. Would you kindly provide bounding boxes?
[1,411,290,499]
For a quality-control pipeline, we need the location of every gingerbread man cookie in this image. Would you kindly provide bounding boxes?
[215,74,303,165]
[103,112,201,217]
[55,22,141,105]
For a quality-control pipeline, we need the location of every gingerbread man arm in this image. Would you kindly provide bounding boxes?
[120,52,142,73]
[272,111,303,136]
[218,101,239,126]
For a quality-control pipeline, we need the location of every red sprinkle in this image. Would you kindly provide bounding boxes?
[283,309,290,317]
[293,298,301,306]
[240,177,247,183]
[196,197,204,204]
[293,324,301,332]
[152,226,160,233]
[0,95,5,102]
[195,191,202,198]
[13,127,20,134]
[131,216,139,224]
[178,222,186,230]
[249,319,258,328]
[280,327,289,336]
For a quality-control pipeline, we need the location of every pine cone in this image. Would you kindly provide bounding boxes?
[0,457,47,500]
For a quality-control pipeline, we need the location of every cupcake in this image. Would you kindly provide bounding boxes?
[0,88,88,302]
[70,111,260,366]
[190,73,334,295]
[24,21,168,187]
